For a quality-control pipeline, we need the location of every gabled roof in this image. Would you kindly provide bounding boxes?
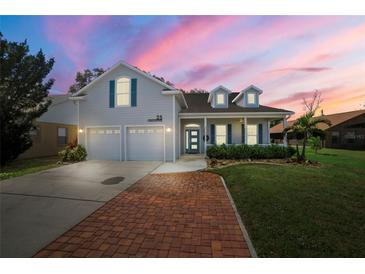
[270,109,365,134]
[207,85,231,103]
[71,60,188,108]
[232,84,263,103]
[181,93,293,114]
[73,60,176,97]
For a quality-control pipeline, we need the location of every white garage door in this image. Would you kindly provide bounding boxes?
[87,127,121,160]
[126,126,164,161]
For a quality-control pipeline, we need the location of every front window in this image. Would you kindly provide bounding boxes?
[331,131,339,144]
[247,124,257,145]
[247,93,256,104]
[216,125,227,145]
[116,77,130,106]
[216,93,225,105]
[57,127,67,145]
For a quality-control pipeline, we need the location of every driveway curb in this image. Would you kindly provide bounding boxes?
[219,176,258,258]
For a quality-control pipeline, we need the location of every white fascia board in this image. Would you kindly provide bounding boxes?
[162,90,188,109]
[68,96,86,101]
[232,85,263,103]
[73,60,175,97]
[179,111,294,118]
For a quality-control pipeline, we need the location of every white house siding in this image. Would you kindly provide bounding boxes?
[78,64,176,161]
[38,96,77,125]
[180,117,270,155]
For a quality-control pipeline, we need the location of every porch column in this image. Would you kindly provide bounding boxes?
[283,117,288,147]
[244,117,248,144]
[204,117,207,155]
[267,120,271,144]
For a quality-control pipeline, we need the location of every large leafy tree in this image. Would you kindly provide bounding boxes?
[284,91,331,161]
[68,68,105,94]
[0,33,55,165]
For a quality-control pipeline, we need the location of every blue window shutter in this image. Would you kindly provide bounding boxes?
[131,78,137,107]
[109,80,115,108]
[241,124,245,144]
[210,124,215,144]
[227,124,232,144]
[258,124,263,144]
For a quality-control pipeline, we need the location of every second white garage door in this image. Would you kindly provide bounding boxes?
[126,126,164,161]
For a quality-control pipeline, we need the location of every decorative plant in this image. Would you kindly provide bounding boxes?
[284,91,331,161]
[58,144,87,162]
[308,136,322,154]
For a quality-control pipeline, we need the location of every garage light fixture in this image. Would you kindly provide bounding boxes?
[166,127,172,132]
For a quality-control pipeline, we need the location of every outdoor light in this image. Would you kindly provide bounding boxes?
[166,127,172,132]
[79,128,84,133]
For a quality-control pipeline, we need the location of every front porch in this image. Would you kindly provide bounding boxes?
[179,115,289,157]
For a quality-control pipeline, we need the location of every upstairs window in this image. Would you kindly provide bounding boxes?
[247,93,256,104]
[116,77,130,106]
[216,93,225,105]
[215,125,227,145]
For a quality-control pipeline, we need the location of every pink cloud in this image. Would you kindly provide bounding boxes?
[267,67,331,73]
[131,16,239,72]
[44,16,110,70]
[255,21,365,86]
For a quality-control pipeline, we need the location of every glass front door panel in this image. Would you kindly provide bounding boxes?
[185,129,199,154]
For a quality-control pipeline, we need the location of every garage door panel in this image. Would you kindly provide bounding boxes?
[127,126,164,161]
[87,127,120,160]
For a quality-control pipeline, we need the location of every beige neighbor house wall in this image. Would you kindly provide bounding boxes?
[19,122,78,159]
[19,94,78,159]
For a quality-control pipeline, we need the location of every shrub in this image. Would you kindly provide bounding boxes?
[58,144,87,162]
[206,144,295,160]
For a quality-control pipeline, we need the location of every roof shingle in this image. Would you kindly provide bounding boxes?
[181,93,292,113]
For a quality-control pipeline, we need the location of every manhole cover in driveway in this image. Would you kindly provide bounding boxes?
[101,177,125,185]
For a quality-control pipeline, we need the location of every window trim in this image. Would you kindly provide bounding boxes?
[247,124,258,145]
[246,92,257,105]
[57,127,68,146]
[215,124,227,145]
[115,76,131,107]
[215,92,226,106]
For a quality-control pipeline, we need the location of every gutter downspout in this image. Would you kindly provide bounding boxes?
[172,95,176,163]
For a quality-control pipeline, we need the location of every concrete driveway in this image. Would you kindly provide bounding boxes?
[0,160,161,258]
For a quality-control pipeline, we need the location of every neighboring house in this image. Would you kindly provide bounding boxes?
[270,109,365,150]
[19,95,78,159]
[71,60,293,162]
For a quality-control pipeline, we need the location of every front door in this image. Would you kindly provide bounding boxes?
[185,129,200,154]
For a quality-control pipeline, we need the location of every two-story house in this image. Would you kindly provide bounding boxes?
[71,60,294,162]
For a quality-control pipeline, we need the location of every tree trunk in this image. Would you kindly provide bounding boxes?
[301,136,307,161]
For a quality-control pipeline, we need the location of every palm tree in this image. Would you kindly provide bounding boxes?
[284,111,331,161]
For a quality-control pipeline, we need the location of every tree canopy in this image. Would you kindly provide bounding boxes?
[0,32,55,165]
[68,68,106,94]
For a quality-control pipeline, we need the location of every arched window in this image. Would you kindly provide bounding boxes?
[116,77,130,106]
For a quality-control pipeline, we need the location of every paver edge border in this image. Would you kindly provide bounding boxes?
[219,176,258,258]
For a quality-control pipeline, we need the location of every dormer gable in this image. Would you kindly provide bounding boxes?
[232,85,263,108]
[207,85,231,108]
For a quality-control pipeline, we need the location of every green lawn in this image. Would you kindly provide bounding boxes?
[212,148,365,257]
[0,156,62,180]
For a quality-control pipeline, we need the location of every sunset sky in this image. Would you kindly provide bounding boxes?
[2,16,365,117]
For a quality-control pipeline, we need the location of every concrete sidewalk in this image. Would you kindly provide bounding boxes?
[152,155,207,174]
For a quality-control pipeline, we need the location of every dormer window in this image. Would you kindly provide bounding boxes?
[216,93,225,105]
[116,77,131,106]
[247,93,256,105]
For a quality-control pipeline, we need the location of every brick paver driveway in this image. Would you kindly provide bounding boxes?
[34,172,251,258]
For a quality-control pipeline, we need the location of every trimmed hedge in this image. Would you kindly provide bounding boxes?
[207,144,295,160]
